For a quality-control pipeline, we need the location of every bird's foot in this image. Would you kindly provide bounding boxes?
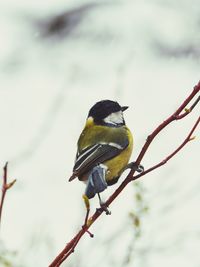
[127,162,144,173]
[101,202,111,215]
[97,203,111,215]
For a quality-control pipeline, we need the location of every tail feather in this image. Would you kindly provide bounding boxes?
[85,165,107,199]
[68,172,77,182]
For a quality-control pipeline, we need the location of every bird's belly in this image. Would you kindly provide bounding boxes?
[105,143,133,182]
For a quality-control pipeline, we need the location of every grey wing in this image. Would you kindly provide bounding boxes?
[69,141,128,181]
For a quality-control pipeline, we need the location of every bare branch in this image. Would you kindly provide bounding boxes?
[49,81,200,267]
[0,162,16,232]
[131,115,200,182]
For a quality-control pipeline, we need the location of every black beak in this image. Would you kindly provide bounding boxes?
[121,106,129,112]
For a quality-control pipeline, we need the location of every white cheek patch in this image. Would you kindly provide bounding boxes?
[103,111,124,125]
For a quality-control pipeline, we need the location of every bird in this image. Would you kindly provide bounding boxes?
[69,100,141,209]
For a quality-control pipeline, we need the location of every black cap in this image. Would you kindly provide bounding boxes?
[88,100,128,124]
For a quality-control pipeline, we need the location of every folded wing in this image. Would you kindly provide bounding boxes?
[69,140,128,181]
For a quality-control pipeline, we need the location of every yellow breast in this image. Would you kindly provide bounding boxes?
[105,127,133,181]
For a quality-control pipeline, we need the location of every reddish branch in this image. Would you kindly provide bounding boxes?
[0,162,16,231]
[49,82,200,267]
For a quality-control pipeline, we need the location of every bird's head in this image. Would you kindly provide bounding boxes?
[87,100,128,126]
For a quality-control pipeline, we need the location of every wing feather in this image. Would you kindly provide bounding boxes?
[69,141,128,181]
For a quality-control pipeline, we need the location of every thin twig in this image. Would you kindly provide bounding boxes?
[131,83,200,174]
[0,162,16,231]
[131,115,200,182]
[49,81,200,267]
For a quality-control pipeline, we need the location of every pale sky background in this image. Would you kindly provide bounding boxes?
[0,0,200,266]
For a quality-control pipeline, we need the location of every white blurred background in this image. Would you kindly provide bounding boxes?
[0,0,199,266]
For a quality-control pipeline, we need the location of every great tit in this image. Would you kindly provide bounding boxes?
[69,100,133,200]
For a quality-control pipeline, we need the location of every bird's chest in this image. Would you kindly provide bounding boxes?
[104,141,133,181]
